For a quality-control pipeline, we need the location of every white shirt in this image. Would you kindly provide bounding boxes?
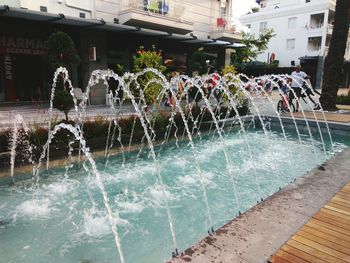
[291,71,308,88]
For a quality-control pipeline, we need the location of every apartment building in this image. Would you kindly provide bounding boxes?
[240,0,350,88]
[0,0,241,103]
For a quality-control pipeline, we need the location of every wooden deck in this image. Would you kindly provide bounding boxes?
[268,182,350,263]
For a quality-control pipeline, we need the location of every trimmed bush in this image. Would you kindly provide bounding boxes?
[53,90,74,121]
[336,94,350,105]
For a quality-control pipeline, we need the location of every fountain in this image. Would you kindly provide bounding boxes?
[0,67,349,263]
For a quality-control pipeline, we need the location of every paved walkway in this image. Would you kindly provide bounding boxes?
[286,111,350,123]
[0,103,136,129]
[269,181,350,263]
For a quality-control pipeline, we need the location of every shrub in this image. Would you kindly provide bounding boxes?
[53,90,74,121]
[336,94,350,105]
[46,31,80,69]
[132,45,166,106]
[188,49,208,76]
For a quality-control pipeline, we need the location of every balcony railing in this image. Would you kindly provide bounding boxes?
[324,46,329,56]
[212,15,237,33]
[327,24,333,35]
[121,0,186,19]
[210,15,242,41]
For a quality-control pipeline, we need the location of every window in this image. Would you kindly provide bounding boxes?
[287,39,295,50]
[40,6,47,12]
[306,0,310,2]
[246,24,251,29]
[288,17,297,29]
[260,21,267,32]
[79,12,86,18]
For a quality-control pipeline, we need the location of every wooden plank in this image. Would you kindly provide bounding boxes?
[268,255,293,263]
[335,192,350,201]
[331,197,350,209]
[297,230,350,256]
[269,182,350,263]
[273,249,309,263]
[341,184,350,192]
[320,208,350,222]
[339,190,350,199]
[287,239,347,263]
[308,219,350,237]
[305,222,350,243]
[324,205,350,217]
[340,186,350,193]
[301,225,350,249]
[313,212,350,232]
[316,210,350,226]
[281,244,328,263]
[292,235,350,262]
[327,202,350,214]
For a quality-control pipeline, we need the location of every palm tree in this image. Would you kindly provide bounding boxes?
[319,0,350,110]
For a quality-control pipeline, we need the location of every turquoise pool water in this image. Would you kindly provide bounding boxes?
[0,129,348,263]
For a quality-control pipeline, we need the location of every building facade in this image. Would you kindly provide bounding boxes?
[0,0,241,103]
[240,0,350,88]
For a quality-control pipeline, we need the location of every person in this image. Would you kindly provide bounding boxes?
[164,90,175,107]
[289,64,308,112]
[299,77,321,110]
[207,69,220,99]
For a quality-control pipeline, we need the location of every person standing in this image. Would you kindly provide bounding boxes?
[289,64,308,112]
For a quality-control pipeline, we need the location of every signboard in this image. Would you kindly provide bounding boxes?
[0,36,47,55]
[89,46,96,62]
[3,55,17,101]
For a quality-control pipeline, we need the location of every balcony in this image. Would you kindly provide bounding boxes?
[327,23,333,35]
[210,16,242,42]
[119,0,193,34]
[324,46,329,56]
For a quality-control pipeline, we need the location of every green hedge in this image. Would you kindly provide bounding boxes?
[336,94,350,105]
[0,104,249,166]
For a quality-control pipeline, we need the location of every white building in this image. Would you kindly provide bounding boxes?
[240,0,350,87]
[0,0,241,42]
[0,0,242,103]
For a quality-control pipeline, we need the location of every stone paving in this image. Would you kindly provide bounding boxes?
[0,103,136,130]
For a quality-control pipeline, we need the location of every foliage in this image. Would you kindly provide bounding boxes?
[221,65,240,101]
[53,90,74,121]
[231,29,275,68]
[336,94,350,105]
[132,45,166,105]
[46,31,80,69]
[83,116,110,140]
[221,65,237,76]
[188,48,208,76]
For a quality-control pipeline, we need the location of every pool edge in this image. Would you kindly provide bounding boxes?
[169,146,350,263]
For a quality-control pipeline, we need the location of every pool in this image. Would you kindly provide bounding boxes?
[0,128,349,263]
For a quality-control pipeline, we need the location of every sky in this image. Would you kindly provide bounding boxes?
[232,0,259,17]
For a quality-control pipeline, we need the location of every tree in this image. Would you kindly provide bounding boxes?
[188,48,208,75]
[53,90,74,121]
[231,29,275,68]
[46,31,80,70]
[319,0,350,110]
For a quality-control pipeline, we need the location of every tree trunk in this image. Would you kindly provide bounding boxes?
[319,0,350,110]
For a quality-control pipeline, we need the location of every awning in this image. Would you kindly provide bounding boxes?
[0,5,244,48]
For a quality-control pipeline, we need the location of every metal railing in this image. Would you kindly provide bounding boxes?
[211,15,238,34]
